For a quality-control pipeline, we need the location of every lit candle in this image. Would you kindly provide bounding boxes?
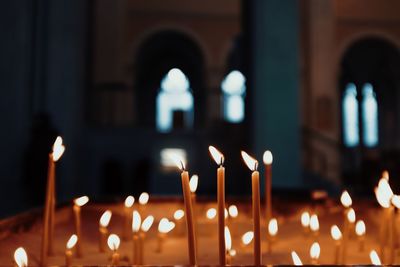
[157,218,175,252]
[107,234,120,266]
[99,210,112,252]
[138,192,149,217]
[355,220,366,252]
[206,208,217,220]
[41,137,64,265]
[225,226,233,265]
[173,209,185,236]
[391,195,400,263]
[241,231,254,247]
[301,211,310,236]
[209,145,226,266]
[267,218,278,253]
[310,214,319,239]
[123,196,134,241]
[370,249,382,265]
[309,242,320,265]
[291,251,303,266]
[73,196,89,257]
[347,208,356,237]
[189,174,199,250]
[132,210,141,265]
[330,225,342,264]
[228,205,239,220]
[14,247,28,267]
[65,234,77,267]
[171,153,197,265]
[263,150,273,222]
[340,190,352,264]
[241,151,261,266]
[139,215,154,265]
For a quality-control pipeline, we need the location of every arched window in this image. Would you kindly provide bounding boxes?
[342,83,359,147]
[362,83,378,147]
[221,70,246,123]
[156,68,193,132]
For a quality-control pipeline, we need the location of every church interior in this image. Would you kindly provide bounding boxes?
[1,0,400,266]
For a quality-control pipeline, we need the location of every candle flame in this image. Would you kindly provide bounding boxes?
[107,234,120,251]
[224,226,232,251]
[347,208,356,223]
[301,211,310,227]
[208,146,224,166]
[309,242,320,260]
[174,209,184,220]
[228,205,238,218]
[310,214,319,232]
[158,218,175,233]
[229,249,236,257]
[124,196,135,208]
[268,218,278,236]
[370,250,381,265]
[241,151,258,171]
[330,225,342,241]
[375,178,393,208]
[14,247,28,267]
[99,210,112,227]
[141,215,154,232]
[189,175,199,193]
[392,195,400,208]
[66,234,78,249]
[206,208,216,219]
[340,190,352,208]
[263,150,273,165]
[132,210,141,232]
[169,152,186,171]
[74,196,89,207]
[291,251,303,266]
[241,231,254,245]
[52,136,65,162]
[355,220,366,236]
[139,192,149,205]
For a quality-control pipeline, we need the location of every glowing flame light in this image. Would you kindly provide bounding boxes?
[268,218,278,236]
[340,190,352,208]
[99,210,112,227]
[241,231,254,245]
[291,251,303,266]
[14,247,28,267]
[124,196,135,208]
[301,212,310,227]
[189,175,199,193]
[331,225,342,241]
[66,234,78,249]
[107,234,120,251]
[206,208,217,219]
[52,136,65,162]
[375,178,393,208]
[229,249,236,257]
[355,220,366,236]
[310,242,320,261]
[392,195,400,208]
[263,150,273,165]
[174,209,184,220]
[170,152,186,171]
[225,226,232,251]
[382,170,389,180]
[310,214,319,232]
[228,205,238,218]
[74,196,89,207]
[158,218,175,234]
[139,192,149,205]
[347,208,356,223]
[141,216,154,232]
[241,151,258,171]
[132,211,141,233]
[370,250,381,265]
[208,146,224,165]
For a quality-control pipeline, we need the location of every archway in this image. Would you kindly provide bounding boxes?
[339,37,400,191]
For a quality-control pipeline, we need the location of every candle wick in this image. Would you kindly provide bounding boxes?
[220,157,224,166]
[180,161,185,171]
[254,162,258,171]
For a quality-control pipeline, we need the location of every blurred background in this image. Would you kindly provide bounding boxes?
[1,0,400,218]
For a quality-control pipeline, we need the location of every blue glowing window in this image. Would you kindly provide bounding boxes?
[361,83,378,147]
[221,70,246,123]
[156,68,193,133]
[342,83,359,147]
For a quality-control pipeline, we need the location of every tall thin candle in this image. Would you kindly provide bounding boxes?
[263,150,273,222]
[73,196,89,257]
